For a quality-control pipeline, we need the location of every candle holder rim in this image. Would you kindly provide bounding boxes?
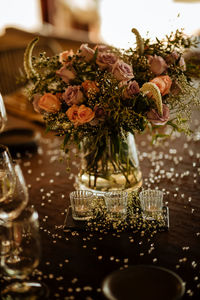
[70,190,94,199]
[139,189,164,198]
[104,190,128,197]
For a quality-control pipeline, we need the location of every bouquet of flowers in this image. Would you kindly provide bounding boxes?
[23,28,200,192]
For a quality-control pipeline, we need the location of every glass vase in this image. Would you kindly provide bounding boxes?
[75,132,142,194]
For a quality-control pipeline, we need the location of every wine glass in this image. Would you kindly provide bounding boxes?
[0,161,28,222]
[0,93,7,133]
[0,144,16,206]
[0,207,49,299]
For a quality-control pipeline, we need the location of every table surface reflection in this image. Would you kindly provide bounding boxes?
[0,112,200,300]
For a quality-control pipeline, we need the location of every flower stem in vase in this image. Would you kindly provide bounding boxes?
[76,132,142,193]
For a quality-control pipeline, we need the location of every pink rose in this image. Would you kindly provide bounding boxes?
[112,60,134,81]
[59,49,74,64]
[37,93,61,113]
[62,86,83,106]
[147,104,170,126]
[79,44,95,62]
[123,80,140,98]
[148,55,168,75]
[165,51,186,71]
[56,64,76,83]
[150,75,172,96]
[96,52,118,70]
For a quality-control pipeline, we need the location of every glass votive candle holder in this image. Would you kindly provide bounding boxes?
[104,191,128,220]
[70,190,94,221]
[139,189,164,220]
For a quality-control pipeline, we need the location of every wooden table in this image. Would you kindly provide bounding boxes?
[0,112,200,300]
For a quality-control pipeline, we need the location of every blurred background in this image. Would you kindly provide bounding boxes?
[0,0,199,123]
[1,0,200,48]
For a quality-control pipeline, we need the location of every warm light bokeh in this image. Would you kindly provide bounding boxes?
[99,0,200,48]
[0,0,42,35]
[0,0,199,48]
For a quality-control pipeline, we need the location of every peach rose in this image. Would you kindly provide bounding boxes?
[150,75,172,96]
[66,104,79,126]
[66,104,95,126]
[77,105,95,124]
[38,93,61,113]
[59,49,74,64]
[82,80,99,97]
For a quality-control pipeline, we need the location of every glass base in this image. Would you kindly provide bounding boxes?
[75,171,143,195]
[1,281,49,300]
[72,214,93,221]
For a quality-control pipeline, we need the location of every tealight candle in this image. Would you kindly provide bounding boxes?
[70,190,94,221]
[75,204,89,215]
[110,205,126,214]
[139,189,163,220]
[104,191,128,220]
